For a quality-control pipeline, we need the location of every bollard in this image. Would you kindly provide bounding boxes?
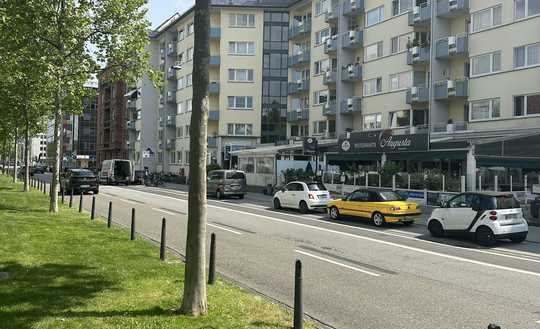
[61,188,65,204]
[43,182,46,194]
[69,189,74,208]
[160,218,167,261]
[107,201,112,228]
[293,259,303,329]
[130,208,136,240]
[208,233,216,284]
[91,196,96,220]
[79,193,83,213]
[488,325,501,329]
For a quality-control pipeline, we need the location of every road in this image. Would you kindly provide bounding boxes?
[35,175,540,329]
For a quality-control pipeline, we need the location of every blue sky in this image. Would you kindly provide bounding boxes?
[147,0,195,28]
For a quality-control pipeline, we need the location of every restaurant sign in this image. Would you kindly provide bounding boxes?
[339,130,428,153]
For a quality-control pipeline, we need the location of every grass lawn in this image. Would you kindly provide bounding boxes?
[0,176,316,329]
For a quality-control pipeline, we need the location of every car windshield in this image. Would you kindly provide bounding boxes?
[378,191,404,201]
[226,171,245,179]
[493,195,520,209]
[114,161,131,178]
[307,183,327,191]
[72,170,95,177]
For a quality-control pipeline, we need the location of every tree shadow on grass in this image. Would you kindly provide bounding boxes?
[0,204,48,214]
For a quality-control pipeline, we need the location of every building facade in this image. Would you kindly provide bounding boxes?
[30,134,48,164]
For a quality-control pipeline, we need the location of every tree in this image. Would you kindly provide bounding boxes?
[180,0,210,316]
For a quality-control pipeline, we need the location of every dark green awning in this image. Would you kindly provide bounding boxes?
[326,153,381,163]
[476,156,540,169]
[386,150,467,161]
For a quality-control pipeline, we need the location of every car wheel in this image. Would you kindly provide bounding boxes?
[476,226,496,247]
[238,194,244,199]
[299,201,309,214]
[216,189,223,200]
[273,198,281,210]
[402,220,414,226]
[510,233,527,243]
[428,220,444,237]
[372,212,386,227]
[93,190,99,195]
[329,206,340,220]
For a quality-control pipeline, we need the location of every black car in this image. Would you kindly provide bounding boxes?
[33,166,47,175]
[60,169,99,194]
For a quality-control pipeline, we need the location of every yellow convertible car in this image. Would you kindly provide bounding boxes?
[327,189,421,227]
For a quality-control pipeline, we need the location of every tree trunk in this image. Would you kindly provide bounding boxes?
[49,92,62,212]
[23,110,30,192]
[180,0,210,316]
[12,129,18,183]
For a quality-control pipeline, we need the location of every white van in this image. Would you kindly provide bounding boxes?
[99,159,133,185]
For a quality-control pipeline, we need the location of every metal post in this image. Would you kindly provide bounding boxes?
[365,172,368,188]
[69,189,73,208]
[160,218,167,261]
[442,175,445,192]
[478,176,482,192]
[43,182,46,194]
[130,208,136,240]
[61,188,65,204]
[353,173,356,187]
[293,259,303,329]
[460,176,466,193]
[510,175,513,192]
[494,175,498,192]
[107,201,112,228]
[78,193,83,213]
[378,174,381,188]
[408,174,411,190]
[208,233,216,284]
[392,175,396,191]
[91,196,96,220]
[524,175,528,192]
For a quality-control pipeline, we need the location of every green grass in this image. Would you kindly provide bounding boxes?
[0,176,316,329]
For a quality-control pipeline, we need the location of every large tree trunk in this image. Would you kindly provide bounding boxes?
[23,110,30,192]
[180,0,210,316]
[12,129,18,183]
[49,92,62,212]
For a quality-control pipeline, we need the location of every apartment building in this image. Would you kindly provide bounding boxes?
[30,134,47,164]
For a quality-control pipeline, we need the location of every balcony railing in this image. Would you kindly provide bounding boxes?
[343,0,364,16]
[209,110,219,121]
[289,20,311,40]
[288,79,310,95]
[210,27,221,39]
[342,30,363,49]
[167,92,176,103]
[166,116,176,127]
[288,50,310,67]
[208,136,217,147]
[323,100,337,116]
[407,46,430,65]
[166,140,174,150]
[437,0,469,17]
[341,64,362,82]
[208,82,220,95]
[341,97,362,114]
[406,86,430,104]
[287,109,309,122]
[324,36,338,54]
[323,69,337,85]
[408,3,431,26]
[209,56,220,67]
[325,5,339,23]
[434,79,468,100]
[167,69,175,80]
[167,44,176,56]
[431,121,468,133]
[126,121,136,130]
[435,34,468,59]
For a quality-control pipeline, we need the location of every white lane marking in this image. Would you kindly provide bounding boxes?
[104,187,540,276]
[207,223,242,235]
[388,229,420,236]
[100,192,114,197]
[494,247,540,259]
[295,250,380,277]
[118,198,136,204]
[152,208,175,216]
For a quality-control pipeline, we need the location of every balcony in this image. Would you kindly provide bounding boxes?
[431,121,468,133]
[210,27,221,39]
[407,46,430,65]
[323,100,337,116]
[167,91,176,104]
[167,69,175,80]
[208,82,220,95]
[167,44,176,56]
[435,34,468,59]
[289,20,311,40]
[166,140,174,150]
[325,5,339,23]
[406,86,430,104]
[341,64,362,82]
[209,56,220,67]
[341,96,362,114]
[434,79,469,100]
[323,69,337,86]
[437,0,469,17]
[343,0,364,16]
[208,136,217,147]
[342,30,363,49]
[408,4,431,26]
[166,116,176,127]
[324,36,338,54]
[126,121,136,130]
[287,109,309,122]
[288,79,310,95]
[288,50,310,67]
[209,110,219,121]
[159,95,164,105]
[158,120,164,128]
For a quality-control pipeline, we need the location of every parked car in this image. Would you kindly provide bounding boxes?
[60,168,99,195]
[427,192,528,246]
[273,181,330,213]
[99,159,133,185]
[327,189,421,227]
[32,165,47,175]
[207,170,247,199]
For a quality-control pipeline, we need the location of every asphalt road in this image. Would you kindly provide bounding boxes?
[34,175,540,329]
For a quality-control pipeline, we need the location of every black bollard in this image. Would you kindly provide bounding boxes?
[79,193,83,213]
[488,325,501,329]
[107,201,112,228]
[160,218,167,261]
[61,189,65,204]
[293,260,303,329]
[91,196,96,220]
[130,208,136,240]
[208,233,216,285]
[43,182,46,194]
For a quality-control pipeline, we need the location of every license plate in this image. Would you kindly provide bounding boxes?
[80,185,90,188]
[505,214,518,219]
[318,195,327,199]
[231,185,240,190]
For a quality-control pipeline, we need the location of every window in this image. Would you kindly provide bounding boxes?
[514,93,540,116]
[315,28,330,45]
[186,48,193,61]
[227,123,253,136]
[177,76,185,90]
[389,71,412,90]
[256,157,273,174]
[228,96,254,110]
[178,29,185,40]
[392,0,412,15]
[185,125,190,136]
[471,51,501,76]
[515,0,540,19]
[229,13,255,27]
[186,74,192,86]
[228,69,254,82]
[312,121,327,134]
[363,77,382,96]
[514,43,540,68]
[186,99,192,112]
[314,59,330,75]
[389,110,411,128]
[178,52,184,64]
[177,126,183,137]
[177,151,183,164]
[314,90,329,105]
[177,102,183,114]
[365,42,383,61]
[363,113,382,130]
[239,157,255,173]
[472,5,502,32]
[391,33,413,54]
[366,6,384,27]
[315,0,330,15]
[470,98,501,121]
[229,41,255,55]
[185,151,190,164]
[187,23,194,35]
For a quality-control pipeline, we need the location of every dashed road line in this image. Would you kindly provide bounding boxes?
[296,250,380,277]
[207,223,243,235]
[152,208,175,216]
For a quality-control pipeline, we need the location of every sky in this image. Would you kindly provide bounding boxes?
[147,0,195,28]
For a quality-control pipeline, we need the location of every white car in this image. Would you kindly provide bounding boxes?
[427,192,528,246]
[273,181,331,213]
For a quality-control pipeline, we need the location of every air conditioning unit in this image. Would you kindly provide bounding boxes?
[411,46,419,57]
[298,20,304,27]
[350,0,357,10]
[448,36,457,53]
[413,5,420,15]
[447,80,456,96]
[449,0,458,10]
[347,65,355,77]
[174,61,182,67]
[349,30,357,43]
[347,98,354,108]
[411,86,418,99]
[296,79,303,85]
[326,38,332,47]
